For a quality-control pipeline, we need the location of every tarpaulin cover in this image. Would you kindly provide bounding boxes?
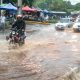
[22,6,37,12]
[0,3,17,10]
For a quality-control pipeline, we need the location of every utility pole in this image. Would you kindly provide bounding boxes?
[0,0,2,4]
[0,0,3,15]
[18,0,22,15]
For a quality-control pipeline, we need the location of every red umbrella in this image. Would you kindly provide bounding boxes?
[22,6,37,12]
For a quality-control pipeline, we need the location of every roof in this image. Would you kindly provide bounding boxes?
[50,11,66,14]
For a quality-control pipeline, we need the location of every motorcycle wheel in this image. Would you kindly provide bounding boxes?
[18,39,24,46]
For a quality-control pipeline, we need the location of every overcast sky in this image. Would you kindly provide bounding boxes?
[69,0,80,5]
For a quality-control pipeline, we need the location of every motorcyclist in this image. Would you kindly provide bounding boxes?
[12,15,26,36]
[10,15,26,43]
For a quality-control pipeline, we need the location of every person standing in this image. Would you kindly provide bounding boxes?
[0,15,6,31]
[44,15,49,22]
[40,12,44,22]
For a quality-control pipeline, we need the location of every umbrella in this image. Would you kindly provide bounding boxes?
[22,6,37,12]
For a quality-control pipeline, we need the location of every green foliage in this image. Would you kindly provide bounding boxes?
[23,0,34,7]
[33,0,75,12]
[12,0,17,3]
[4,0,80,12]
[5,21,11,29]
[3,0,34,7]
[74,3,80,10]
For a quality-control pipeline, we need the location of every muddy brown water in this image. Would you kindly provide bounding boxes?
[0,24,80,80]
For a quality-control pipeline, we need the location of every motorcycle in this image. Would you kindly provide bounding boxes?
[6,28,26,46]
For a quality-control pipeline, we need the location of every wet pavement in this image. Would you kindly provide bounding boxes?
[0,24,80,80]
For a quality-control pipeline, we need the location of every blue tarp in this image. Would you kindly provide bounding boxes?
[0,3,17,10]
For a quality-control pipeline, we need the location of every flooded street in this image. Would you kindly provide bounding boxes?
[0,24,80,80]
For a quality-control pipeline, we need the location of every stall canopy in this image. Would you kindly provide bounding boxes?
[0,3,17,10]
[0,4,7,9]
[22,6,37,12]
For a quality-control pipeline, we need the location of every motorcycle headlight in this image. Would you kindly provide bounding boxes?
[12,31,15,34]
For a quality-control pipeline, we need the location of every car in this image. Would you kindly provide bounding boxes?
[55,18,73,30]
[73,18,80,32]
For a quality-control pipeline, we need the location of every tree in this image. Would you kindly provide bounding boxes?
[3,0,34,7]
[23,0,34,7]
[74,3,80,10]
[33,0,73,12]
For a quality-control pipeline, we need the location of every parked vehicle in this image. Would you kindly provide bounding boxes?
[55,18,74,30]
[73,18,80,32]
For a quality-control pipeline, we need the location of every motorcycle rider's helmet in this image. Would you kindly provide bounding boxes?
[16,15,23,20]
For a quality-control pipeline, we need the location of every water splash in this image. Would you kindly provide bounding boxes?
[63,67,80,80]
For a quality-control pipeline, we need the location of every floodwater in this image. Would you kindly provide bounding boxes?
[0,24,80,80]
